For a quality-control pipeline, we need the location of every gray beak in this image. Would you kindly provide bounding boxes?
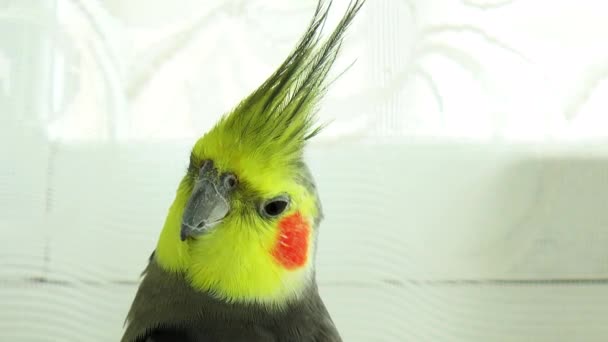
[180,160,231,241]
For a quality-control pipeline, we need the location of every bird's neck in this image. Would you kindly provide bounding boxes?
[123,260,321,342]
[184,234,316,306]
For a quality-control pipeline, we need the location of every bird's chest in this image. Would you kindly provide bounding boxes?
[183,323,274,342]
[174,315,314,342]
[179,305,324,342]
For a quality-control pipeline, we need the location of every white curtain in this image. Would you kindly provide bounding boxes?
[4,0,608,143]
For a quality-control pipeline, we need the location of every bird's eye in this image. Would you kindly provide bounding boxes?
[223,173,238,190]
[261,196,290,218]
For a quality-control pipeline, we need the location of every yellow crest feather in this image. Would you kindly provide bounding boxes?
[155,0,365,305]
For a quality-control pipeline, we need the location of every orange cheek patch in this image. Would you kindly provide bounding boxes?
[272,212,309,270]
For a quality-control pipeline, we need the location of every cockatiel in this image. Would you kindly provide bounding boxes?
[121,1,365,341]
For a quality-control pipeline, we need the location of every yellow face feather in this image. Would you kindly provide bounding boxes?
[156,175,319,304]
[153,0,365,306]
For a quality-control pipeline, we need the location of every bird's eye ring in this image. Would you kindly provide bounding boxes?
[261,196,290,218]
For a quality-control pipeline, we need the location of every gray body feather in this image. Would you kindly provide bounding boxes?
[121,256,341,342]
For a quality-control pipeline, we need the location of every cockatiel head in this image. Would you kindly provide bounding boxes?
[153,0,364,307]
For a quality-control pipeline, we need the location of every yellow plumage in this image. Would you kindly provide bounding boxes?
[156,170,319,305]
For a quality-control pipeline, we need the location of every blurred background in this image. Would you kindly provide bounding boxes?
[2,0,608,340]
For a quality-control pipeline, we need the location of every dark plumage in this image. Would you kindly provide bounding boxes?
[123,259,340,342]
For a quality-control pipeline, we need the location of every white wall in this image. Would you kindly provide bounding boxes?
[2,0,608,341]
